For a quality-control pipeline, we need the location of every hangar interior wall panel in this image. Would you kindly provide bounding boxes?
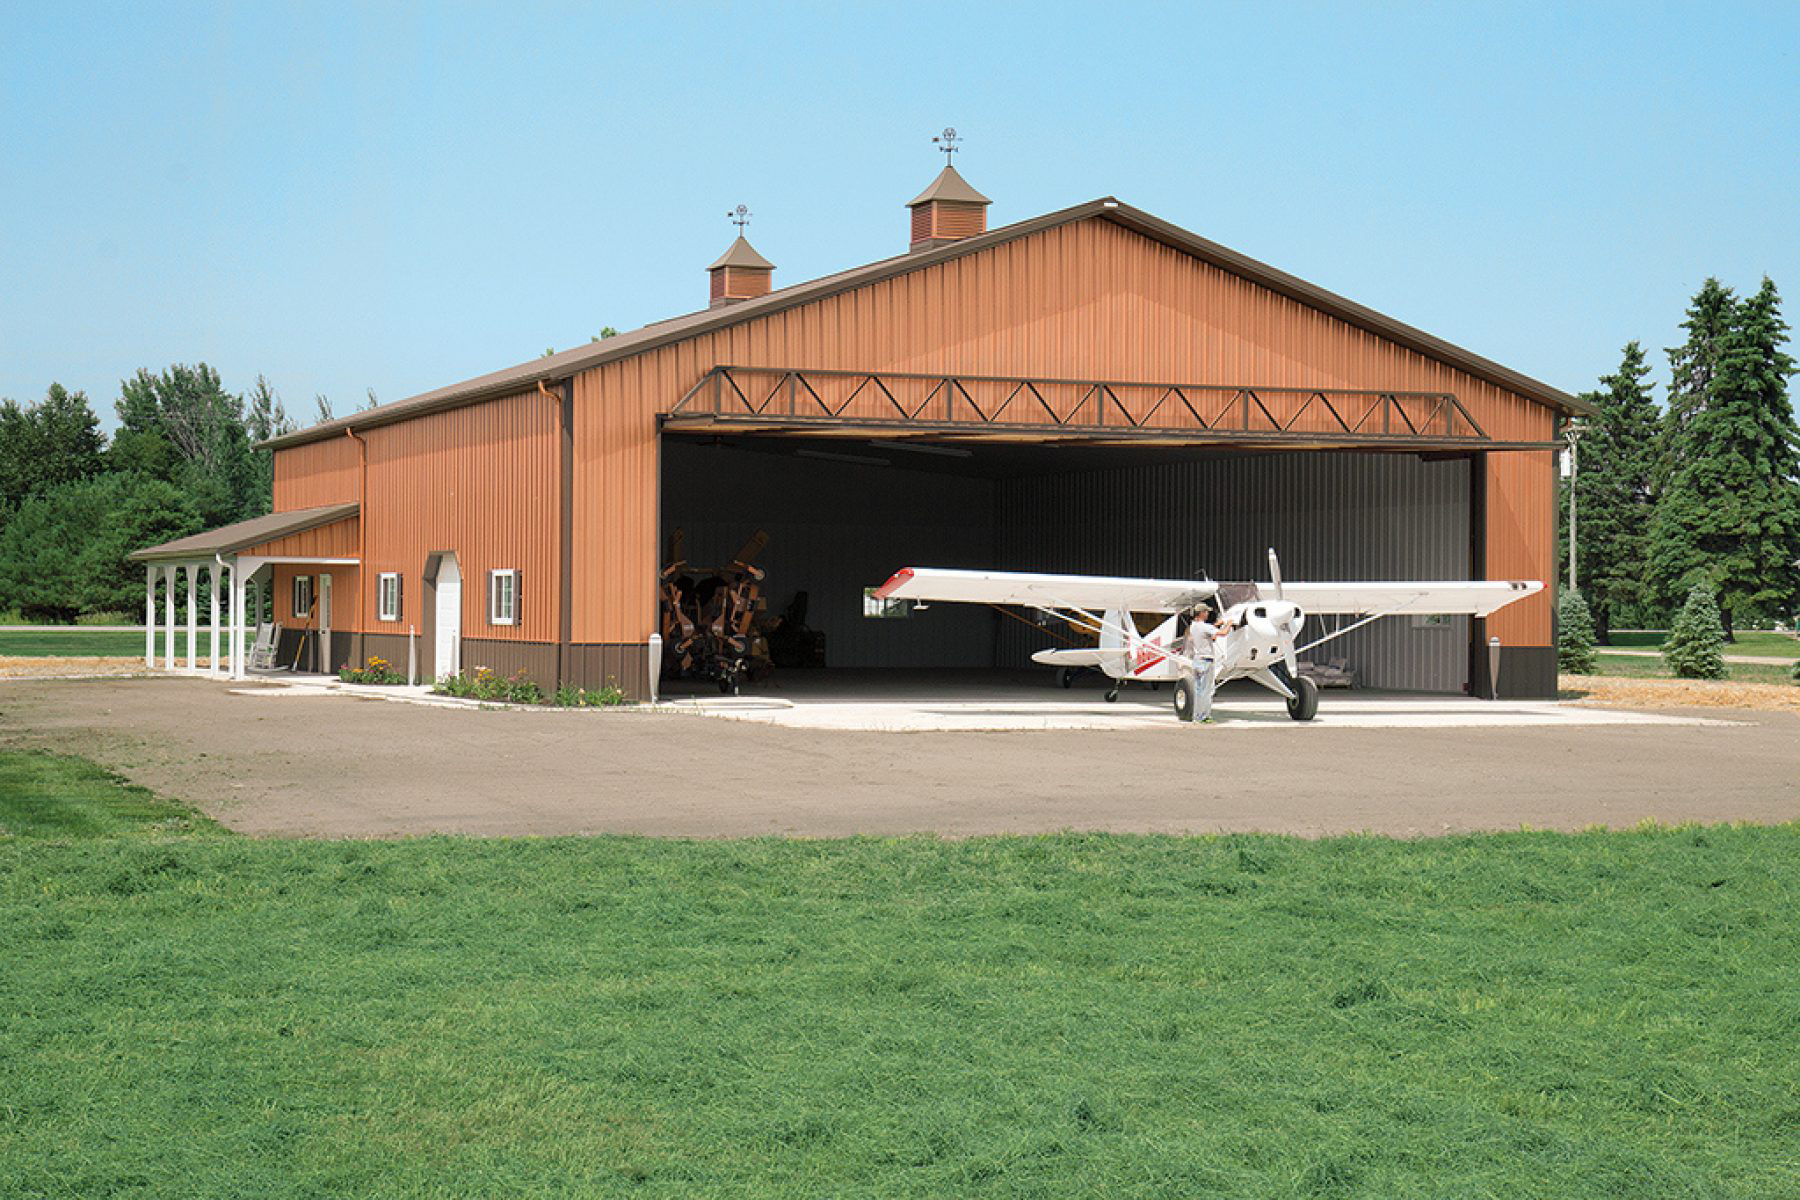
[661,440,997,668]
[574,215,1555,647]
[995,452,1472,693]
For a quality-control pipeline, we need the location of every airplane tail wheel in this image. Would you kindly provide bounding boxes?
[1057,667,1075,689]
[1173,676,1199,723]
[1104,687,1120,703]
[1286,675,1319,721]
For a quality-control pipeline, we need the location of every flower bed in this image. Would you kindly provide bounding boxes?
[339,656,406,685]
[431,668,629,708]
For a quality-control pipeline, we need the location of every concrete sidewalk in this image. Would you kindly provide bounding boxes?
[1601,647,1797,666]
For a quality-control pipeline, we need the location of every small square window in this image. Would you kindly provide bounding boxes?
[490,569,518,626]
[862,587,911,619]
[292,575,313,620]
[378,573,402,622]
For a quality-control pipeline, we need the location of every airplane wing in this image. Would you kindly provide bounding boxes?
[872,567,1218,613]
[1270,579,1542,617]
[1030,647,1112,667]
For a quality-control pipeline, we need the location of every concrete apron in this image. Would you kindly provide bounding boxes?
[224,674,1738,733]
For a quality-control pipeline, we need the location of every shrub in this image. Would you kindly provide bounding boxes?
[1556,589,1598,674]
[432,667,548,705]
[1662,584,1726,679]
[551,681,627,708]
[504,671,542,705]
[1791,658,1799,684]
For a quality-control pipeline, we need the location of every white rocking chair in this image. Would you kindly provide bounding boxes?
[249,622,284,670]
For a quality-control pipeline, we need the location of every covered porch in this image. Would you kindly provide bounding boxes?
[128,503,361,680]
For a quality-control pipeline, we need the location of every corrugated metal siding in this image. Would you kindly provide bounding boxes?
[242,516,359,560]
[572,369,657,642]
[996,452,1472,692]
[1486,450,1554,646]
[360,387,560,643]
[662,441,996,668]
[574,216,1553,648]
[273,437,360,510]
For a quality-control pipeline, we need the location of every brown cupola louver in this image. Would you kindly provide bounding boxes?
[907,164,991,251]
[708,206,775,307]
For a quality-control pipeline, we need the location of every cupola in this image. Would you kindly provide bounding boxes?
[907,128,991,251]
[707,205,775,307]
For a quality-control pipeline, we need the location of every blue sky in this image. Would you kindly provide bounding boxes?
[2,1,1795,426]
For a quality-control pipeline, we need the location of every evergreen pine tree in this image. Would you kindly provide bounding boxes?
[1658,278,1736,491]
[1557,588,1598,673]
[1662,584,1726,679]
[1648,279,1800,635]
[1570,343,1660,639]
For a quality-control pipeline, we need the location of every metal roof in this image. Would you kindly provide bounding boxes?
[265,197,1588,451]
[128,502,360,562]
[706,234,776,272]
[906,165,993,207]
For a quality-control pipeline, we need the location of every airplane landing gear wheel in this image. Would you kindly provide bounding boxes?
[1286,675,1318,721]
[1173,676,1199,723]
[1057,667,1075,689]
[1104,687,1120,703]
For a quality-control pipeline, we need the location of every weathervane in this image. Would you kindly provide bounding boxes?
[932,127,961,161]
[727,204,751,231]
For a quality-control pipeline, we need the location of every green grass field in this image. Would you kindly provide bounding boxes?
[0,628,162,657]
[1591,652,1797,685]
[3,750,1798,1197]
[1607,630,1800,658]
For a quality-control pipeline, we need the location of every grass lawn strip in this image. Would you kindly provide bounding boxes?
[0,629,162,658]
[3,752,1798,1196]
[1606,630,1800,659]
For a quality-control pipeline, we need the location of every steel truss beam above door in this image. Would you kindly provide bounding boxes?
[664,366,1551,451]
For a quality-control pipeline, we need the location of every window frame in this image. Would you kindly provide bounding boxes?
[292,574,313,620]
[489,568,518,627]
[377,572,402,622]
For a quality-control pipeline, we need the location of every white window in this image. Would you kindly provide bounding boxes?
[489,569,518,626]
[862,587,911,619]
[378,572,402,622]
[292,575,313,619]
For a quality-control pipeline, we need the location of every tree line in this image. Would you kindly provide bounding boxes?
[0,366,297,622]
[1562,276,1799,642]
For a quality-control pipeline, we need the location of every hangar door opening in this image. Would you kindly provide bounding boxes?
[658,436,1471,693]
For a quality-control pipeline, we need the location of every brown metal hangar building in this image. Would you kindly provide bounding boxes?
[132,162,1585,701]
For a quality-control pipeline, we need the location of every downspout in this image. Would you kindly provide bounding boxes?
[346,426,368,667]
[538,380,574,691]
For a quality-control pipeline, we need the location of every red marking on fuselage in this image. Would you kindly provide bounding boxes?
[1130,637,1166,674]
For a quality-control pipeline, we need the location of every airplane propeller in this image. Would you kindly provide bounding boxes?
[1267,547,1283,601]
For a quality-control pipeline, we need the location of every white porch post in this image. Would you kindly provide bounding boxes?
[163,565,177,669]
[185,563,198,670]
[208,564,221,675]
[230,564,247,680]
[144,565,156,668]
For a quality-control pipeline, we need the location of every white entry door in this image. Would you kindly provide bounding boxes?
[319,573,333,671]
[435,555,462,680]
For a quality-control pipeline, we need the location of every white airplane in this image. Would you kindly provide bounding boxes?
[870,551,1542,722]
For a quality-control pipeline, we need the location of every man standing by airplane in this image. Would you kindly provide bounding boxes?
[1182,600,1235,723]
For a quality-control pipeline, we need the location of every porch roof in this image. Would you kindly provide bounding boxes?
[129,502,360,563]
